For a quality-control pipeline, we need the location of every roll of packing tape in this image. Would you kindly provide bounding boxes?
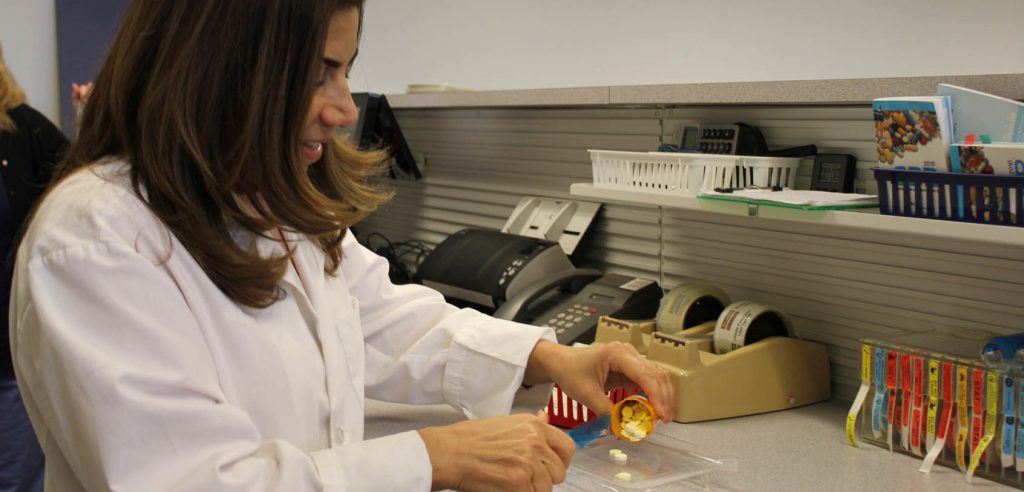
[655,283,731,333]
[712,301,791,354]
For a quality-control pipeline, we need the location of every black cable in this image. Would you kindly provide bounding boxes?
[360,232,432,284]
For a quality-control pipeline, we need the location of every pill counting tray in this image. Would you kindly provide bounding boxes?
[557,433,736,491]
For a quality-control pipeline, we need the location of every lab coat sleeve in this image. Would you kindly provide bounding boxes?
[343,234,555,418]
[12,241,430,492]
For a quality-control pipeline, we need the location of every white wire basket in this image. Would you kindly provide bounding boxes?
[588,149,801,195]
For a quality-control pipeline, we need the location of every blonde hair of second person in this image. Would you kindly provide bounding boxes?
[9,1,676,491]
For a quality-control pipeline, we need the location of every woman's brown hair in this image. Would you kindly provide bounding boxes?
[53,0,391,308]
[0,42,28,132]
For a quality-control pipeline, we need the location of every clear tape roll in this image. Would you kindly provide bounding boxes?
[712,301,792,354]
[654,283,731,333]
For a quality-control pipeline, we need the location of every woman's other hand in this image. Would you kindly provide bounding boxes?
[418,411,574,491]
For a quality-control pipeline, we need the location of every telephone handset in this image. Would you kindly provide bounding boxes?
[494,272,663,345]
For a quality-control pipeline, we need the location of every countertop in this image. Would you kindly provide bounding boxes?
[365,398,1017,491]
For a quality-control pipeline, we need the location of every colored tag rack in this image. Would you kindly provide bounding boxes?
[846,331,1024,488]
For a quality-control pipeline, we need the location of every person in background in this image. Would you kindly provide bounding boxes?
[0,42,68,492]
[10,0,675,490]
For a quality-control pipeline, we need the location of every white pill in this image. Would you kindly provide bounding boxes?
[615,471,632,482]
[612,452,628,464]
[608,449,623,458]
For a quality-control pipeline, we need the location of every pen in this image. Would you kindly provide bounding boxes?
[713,186,783,193]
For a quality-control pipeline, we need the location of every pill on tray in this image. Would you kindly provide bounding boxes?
[615,471,632,482]
[612,452,628,464]
[609,449,623,458]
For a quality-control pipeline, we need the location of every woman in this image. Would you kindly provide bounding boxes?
[0,42,67,492]
[10,1,674,490]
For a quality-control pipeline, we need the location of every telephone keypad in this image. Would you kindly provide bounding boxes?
[543,305,600,333]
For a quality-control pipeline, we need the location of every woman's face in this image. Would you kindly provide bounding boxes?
[300,8,360,165]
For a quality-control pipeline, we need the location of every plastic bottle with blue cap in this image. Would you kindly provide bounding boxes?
[981,332,1024,370]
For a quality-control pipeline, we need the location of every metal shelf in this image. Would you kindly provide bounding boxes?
[569,183,1024,248]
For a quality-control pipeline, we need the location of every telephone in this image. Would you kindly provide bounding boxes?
[671,120,817,157]
[674,121,768,155]
[493,273,663,345]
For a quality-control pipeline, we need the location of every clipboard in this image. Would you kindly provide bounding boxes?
[698,189,879,211]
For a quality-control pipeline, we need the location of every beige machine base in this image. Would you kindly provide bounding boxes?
[595,318,831,423]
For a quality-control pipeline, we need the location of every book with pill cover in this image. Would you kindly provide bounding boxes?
[872,96,953,172]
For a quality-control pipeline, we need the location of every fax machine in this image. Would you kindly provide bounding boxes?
[416,198,600,313]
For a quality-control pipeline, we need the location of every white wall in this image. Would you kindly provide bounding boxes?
[353,0,1024,94]
[5,0,1024,118]
[0,0,59,123]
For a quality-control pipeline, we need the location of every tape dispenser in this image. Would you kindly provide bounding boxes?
[595,283,830,423]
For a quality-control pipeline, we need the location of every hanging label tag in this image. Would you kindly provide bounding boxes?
[970,368,985,456]
[925,359,939,450]
[847,344,874,447]
[871,348,886,438]
[1002,373,1015,468]
[886,351,899,450]
[910,356,925,456]
[1017,377,1024,472]
[956,365,969,471]
[920,362,956,474]
[900,353,912,449]
[967,371,999,481]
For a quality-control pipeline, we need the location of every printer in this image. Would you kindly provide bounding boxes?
[416,198,600,313]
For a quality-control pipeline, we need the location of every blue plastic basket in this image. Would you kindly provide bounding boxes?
[873,168,1024,227]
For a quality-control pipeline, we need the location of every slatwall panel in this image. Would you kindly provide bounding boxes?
[356,104,1024,402]
[359,107,666,281]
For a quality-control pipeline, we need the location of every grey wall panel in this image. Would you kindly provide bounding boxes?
[356,103,1022,403]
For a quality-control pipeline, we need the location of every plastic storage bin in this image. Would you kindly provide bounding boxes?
[873,168,1024,227]
[589,149,800,195]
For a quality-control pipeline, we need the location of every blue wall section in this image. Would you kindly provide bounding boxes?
[55,0,130,134]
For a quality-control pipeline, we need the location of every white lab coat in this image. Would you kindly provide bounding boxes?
[9,161,554,491]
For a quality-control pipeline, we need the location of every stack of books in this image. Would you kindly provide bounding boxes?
[873,85,1024,223]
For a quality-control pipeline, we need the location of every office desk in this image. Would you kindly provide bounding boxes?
[365,399,1014,491]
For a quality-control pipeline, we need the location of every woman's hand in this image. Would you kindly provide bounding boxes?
[525,340,675,422]
[71,82,93,115]
[418,412,574,491]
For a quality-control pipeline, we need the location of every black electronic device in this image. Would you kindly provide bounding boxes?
[416,228,579,313]
[673,121,816,158]
[493,273,663,345]
[674,121,768,155]
[345,93,421,180]
[810,153,858,193]
[700,121,765,154]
